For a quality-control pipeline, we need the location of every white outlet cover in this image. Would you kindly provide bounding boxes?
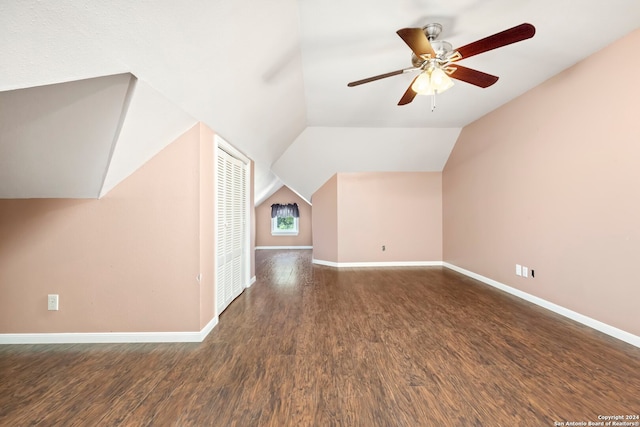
[523,266,529,278]
[516,264,522,276]
[48,294,59,311]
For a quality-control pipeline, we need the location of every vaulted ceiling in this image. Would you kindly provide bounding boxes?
[2,1,639,202]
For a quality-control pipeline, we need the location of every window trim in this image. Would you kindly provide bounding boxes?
[271,216,299,236]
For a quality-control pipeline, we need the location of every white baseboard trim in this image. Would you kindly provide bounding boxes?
[443,262,640,349]
[0,316,219,345]
[312,258,339,267]
[312,259,443,268]
[199,315,219,340]
[256,246,313,250]
[247,276,257,287]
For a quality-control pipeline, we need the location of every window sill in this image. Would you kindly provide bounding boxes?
[271,231,299,236]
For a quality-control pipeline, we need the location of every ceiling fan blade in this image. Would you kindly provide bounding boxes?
[347,68,415,87]
[397,28,436,58]
[449,65,499,88]
[455,23,535,60]
[398,75,419,105]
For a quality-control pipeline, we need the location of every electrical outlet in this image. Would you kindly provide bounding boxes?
[516,264,522,276]
[48,294,59,311]
[522,266,529,278]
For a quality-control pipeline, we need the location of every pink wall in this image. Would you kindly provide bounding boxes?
[312,172,442,264]
[443,29,640,337]
[0,122,245,335]
[255,186,312,247]
[311,174,338,262]
[198,124,215,329]
[337,172,442,263]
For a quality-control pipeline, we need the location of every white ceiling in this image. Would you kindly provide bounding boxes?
[1,0,639,201]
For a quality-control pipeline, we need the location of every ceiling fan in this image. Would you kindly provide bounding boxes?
[347,22,536,106]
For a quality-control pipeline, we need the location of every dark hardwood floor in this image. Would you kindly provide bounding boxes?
[1,249,639,426]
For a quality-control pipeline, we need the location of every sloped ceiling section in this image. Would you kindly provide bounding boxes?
[0,73,198,199]
[100,80,197,197]
[0,74,134,198]
[273,127,461,202]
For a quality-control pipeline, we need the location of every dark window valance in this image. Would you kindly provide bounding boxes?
[271,203,299,218]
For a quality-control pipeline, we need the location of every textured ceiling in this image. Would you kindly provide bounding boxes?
[1,0,639,201]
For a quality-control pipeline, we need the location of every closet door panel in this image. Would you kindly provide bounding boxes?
[216,148,247,315]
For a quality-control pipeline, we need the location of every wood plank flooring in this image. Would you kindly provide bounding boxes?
[1,249,639,426]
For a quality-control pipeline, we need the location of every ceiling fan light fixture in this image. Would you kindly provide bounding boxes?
[348,22,536,107]
[411,66,454,95]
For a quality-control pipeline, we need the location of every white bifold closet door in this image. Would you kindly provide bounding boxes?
[216,147,247,315]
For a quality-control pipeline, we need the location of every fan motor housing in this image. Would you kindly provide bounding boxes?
[422,23,442,41]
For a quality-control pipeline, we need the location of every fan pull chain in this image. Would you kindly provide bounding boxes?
[431,92,437,112]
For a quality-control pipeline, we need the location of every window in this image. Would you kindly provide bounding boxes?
[271,215,299,236]
[271,203,299,236]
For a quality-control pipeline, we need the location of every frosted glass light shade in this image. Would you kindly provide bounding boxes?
[430,67,454,92]
[411,72,434,95]
[411,67,454,95]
